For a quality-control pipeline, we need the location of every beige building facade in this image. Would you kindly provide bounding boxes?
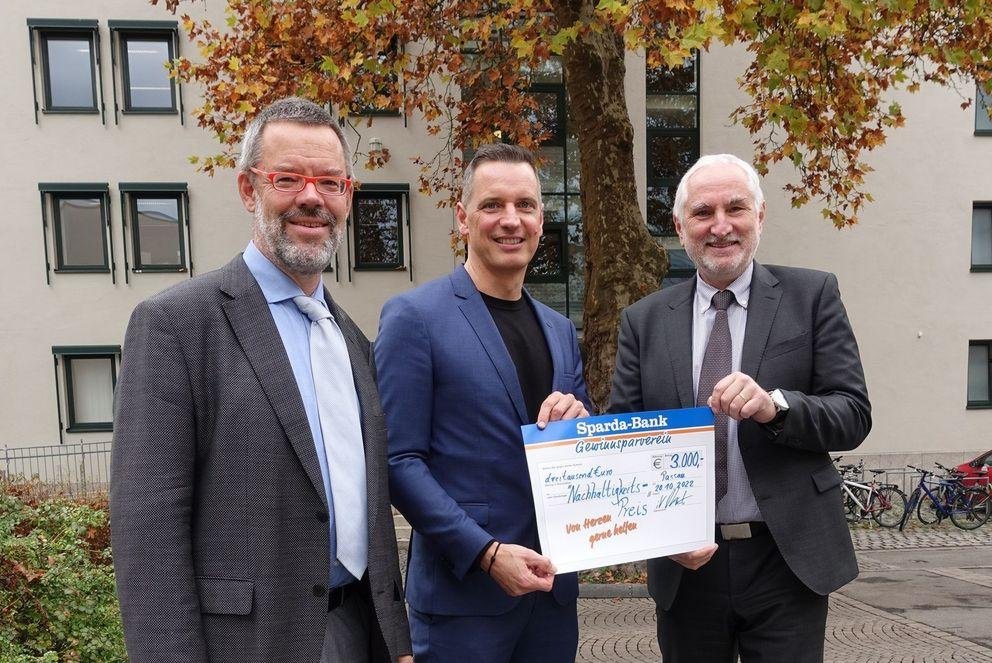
[2,1,990,471]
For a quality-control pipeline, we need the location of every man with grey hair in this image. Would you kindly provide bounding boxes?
[111,97,412,663]
[376,143,590,662]
[609,153,870,662]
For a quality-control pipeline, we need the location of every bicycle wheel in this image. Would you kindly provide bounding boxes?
[917,490,942,525]
[950,488,991,530]
[974,489,992,520]
[870,486,908,528]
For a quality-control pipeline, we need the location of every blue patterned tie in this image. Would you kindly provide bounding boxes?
[293,295,368,580]
[697,290,735,504]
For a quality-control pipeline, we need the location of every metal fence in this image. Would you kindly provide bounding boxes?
[861,467,918,495]
[839,466,986,496]
[1,440,111,498]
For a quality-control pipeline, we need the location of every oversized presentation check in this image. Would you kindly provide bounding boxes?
[521,408,715,574]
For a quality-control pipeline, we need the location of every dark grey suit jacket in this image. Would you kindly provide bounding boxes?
[608,261,871,610]
[111,255,411,662]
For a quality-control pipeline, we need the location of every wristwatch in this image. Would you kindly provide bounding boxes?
[768,388,789,424]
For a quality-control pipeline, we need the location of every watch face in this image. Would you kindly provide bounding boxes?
[771,389,789,411]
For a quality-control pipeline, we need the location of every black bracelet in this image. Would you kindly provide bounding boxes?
[487,542,502,575]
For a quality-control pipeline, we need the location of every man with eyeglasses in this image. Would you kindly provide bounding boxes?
[111,97,412,663]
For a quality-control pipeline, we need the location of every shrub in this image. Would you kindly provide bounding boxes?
[0,481,125,662]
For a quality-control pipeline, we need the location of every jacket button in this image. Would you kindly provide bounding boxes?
[313,585,326,597]
[316,511,329,523]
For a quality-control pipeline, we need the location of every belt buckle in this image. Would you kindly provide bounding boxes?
[719,523,752,540]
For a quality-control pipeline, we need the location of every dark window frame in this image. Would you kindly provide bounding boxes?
[646,53,701,238]
[976,82,992,136]
[527,83,567,147]
[28,20,102,116]
[110,21,179,115]
[526,221,568,284]
[38,183,114,283]
[351,185,408,271]
[120,182,191,275]
[973,203,992,272]
[968,340,992,409]
[52,345,120,435]
[519,57,584,327]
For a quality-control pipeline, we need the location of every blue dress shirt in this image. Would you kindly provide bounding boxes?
[243,241,356,589]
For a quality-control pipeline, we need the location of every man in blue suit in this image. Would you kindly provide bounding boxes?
[375,143,590,663]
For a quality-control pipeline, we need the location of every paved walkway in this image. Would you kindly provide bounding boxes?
[395,514,992,661]
[576,524,992,662]
[848,524,992,552]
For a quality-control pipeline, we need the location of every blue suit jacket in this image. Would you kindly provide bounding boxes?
[375,265,590,616]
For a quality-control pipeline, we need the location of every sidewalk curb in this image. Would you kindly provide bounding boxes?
[579,583,649,598]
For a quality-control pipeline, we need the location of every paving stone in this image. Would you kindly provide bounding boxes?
[397,511,992,661]
[577,598,660,662]
[850,524,992,552]
[825,594,992,663]
[575,524,992,662]
[576,594,992,663]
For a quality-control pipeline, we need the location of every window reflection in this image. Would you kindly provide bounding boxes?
[44,35,96,109]
[123,37,174,110]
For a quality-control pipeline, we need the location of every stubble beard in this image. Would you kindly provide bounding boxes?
[688,233,760,286]
[253,197,342,275]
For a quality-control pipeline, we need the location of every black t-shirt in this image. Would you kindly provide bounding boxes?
[480,292,553,423]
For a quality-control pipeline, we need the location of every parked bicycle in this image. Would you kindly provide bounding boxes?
[947,469,991,528]
[833,458,907,528]
[900,464,989,530]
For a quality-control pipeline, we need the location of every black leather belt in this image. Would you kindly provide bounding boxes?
[716,521,769,540]
[328,581,360,611]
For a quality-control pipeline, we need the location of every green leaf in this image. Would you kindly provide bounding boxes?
[765,47,789,72]
[321,56,339,75]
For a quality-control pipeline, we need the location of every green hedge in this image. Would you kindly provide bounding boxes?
[0,482,125,662]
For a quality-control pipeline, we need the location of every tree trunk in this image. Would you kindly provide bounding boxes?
[553,0,668,411]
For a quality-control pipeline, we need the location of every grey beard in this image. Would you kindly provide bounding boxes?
[254,203,341,275]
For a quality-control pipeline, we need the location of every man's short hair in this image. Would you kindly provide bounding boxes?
[672,154,765,223]
[461,143,541,205]
[237,97,353,179]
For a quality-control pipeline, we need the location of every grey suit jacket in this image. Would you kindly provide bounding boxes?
[110,255,411,662]
[608,261,871,610]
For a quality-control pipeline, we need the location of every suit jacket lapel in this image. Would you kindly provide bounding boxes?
[742,261,782,378]
[665,280,696,408]
[527,292,567,394]
[451,266,529,423]
[220,256,328,508]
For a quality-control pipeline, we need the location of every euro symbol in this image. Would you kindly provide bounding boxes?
[653,457,664,469]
